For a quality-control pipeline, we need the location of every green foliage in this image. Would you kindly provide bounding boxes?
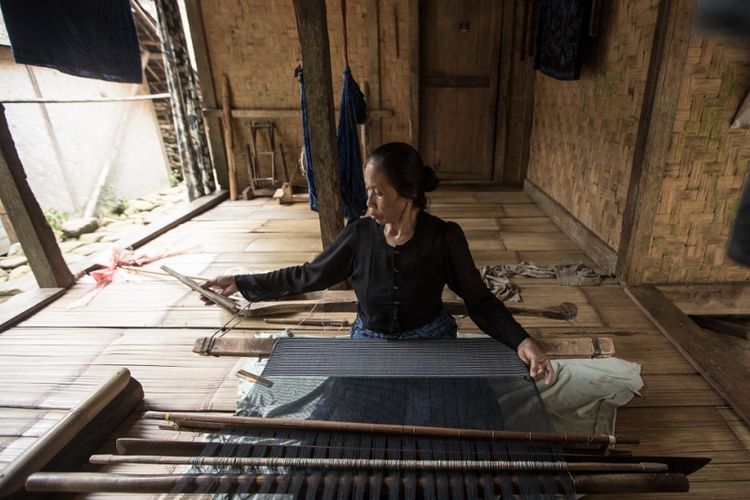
[43,208,69,240]
[168,168,183,188]
[99,184,129,216]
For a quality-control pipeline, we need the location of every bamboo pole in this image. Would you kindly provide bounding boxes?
[2,93,170,104]
[25,472,690,495]
[0,368,132,496]
[144,411,638,446]
[88,454,667,473]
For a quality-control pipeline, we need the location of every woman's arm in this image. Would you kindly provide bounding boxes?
[443,222,553,383]
[203,222,358,302]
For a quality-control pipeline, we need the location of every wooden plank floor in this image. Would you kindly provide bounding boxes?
[0,188,748,498]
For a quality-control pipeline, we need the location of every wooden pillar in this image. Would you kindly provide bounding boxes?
[0,104,74,289]
[292,0,344,248]
[366,0,382,151]
[407,0,419,148]
[0,199,17,244]
[617,0,694,284]
[183,0,229,189]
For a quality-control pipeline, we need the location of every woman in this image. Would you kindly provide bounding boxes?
[202,142,554,384]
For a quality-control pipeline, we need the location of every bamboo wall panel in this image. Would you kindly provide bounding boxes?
[199,0,412,188]
[639,32,750,283]
[526,0,659,250]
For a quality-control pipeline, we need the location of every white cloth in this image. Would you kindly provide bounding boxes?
[537,357,643,436]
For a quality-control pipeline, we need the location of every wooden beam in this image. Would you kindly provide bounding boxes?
[1,93,170,104]
[657,283,750,315]
[493,0,514,184]
[0,198,17,243]
[0,369,139,497]
[407,0,419,147]
[292,0,344,248]
[220,75,239,200]
[524,179,618,274]
[617,0,694,284]
[192,335,613,358]
[0,287,65,333]
[203,108,394,119]
[366,0,382,150]
[183,0,229,189]
[0,104,74,289]
[626,285,750,426]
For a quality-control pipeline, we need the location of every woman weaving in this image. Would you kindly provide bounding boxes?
[202,142,554,384]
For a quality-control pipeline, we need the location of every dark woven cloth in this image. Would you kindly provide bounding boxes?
[0,0,141,83]
[535,0,590,81]
[728,181,750,266]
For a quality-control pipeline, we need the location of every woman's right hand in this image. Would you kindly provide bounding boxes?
[200,275,238,305]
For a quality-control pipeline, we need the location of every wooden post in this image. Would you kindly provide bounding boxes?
[0,104,74,289]
[617,0,694,284]
[0,198,17,243]
[366,0,382,150]
[292,0,344,248]
[407,0,419,148]
[221,74,239,201]
[183,0,229,189]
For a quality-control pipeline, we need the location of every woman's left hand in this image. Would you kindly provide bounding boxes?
[516,337,554,385]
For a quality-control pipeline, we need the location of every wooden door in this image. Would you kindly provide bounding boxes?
[419,0,502,181]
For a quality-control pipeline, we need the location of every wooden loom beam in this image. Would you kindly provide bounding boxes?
[0,369,143,497]
[144,411,638,446]
[25,471,690,495]
[192,335,614,358]
[89,454,669,473]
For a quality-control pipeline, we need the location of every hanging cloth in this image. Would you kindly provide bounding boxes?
[0,0,142,83]
[336,0,368,221]
[295,63,319,212]
[534,0,590,81]
[154,0,215,200]
[295,0,368,218]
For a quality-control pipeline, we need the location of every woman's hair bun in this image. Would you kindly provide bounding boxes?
[423,165,440,192]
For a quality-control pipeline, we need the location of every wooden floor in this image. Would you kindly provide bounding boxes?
[1,188,749,498]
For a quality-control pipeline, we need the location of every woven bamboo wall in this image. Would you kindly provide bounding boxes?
[526,0,659,249]
[639,32,750,283]
[199,0,412,188]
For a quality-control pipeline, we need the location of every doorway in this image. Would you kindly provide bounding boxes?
[418,0,503,181]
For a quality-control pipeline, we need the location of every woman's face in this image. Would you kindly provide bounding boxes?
[364,161,411,225]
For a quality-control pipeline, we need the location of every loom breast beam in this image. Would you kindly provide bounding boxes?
[191,335,615,359]
[0,368,142,497]
[144,412,638,447]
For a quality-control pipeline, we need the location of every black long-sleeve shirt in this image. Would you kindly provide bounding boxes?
[235,211,530,349]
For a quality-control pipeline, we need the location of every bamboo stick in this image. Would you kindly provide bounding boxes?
[236,369,273,387]
[88,454,667,473]
[25,472,689,495]
[0,368,132,496]
[144,411,638,446]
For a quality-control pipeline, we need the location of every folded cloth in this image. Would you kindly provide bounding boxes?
[536,357,643,436]
[0,0,142,83]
